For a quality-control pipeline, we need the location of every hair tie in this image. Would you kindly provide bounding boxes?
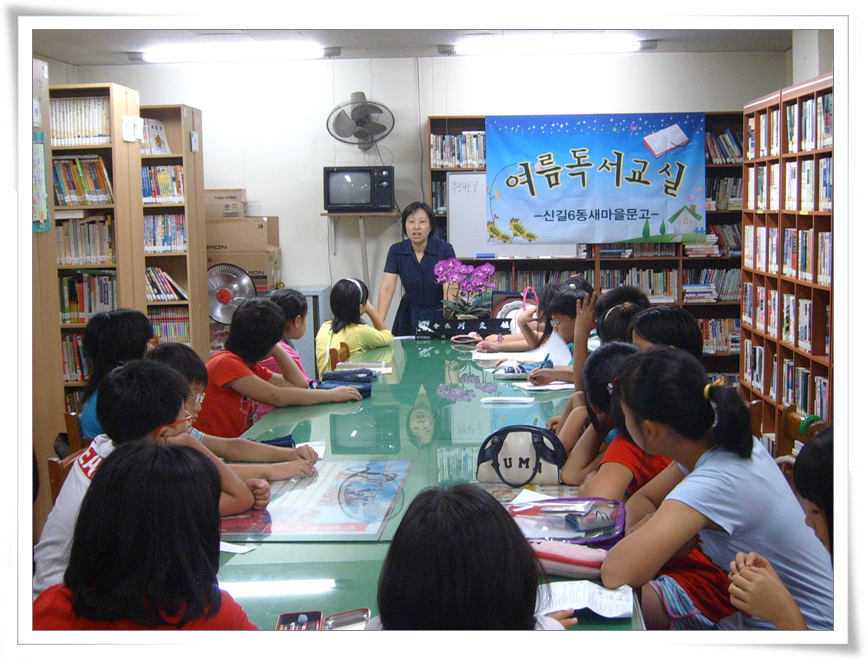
[703,383,712,400]
[568,283,576,290]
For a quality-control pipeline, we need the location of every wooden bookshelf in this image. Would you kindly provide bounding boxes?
[430,113,743,379]
[740,73,833,456]
[140,105,208,359]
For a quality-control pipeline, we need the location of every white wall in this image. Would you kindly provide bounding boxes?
[65,49,789,326]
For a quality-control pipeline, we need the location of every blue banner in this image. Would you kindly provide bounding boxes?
[485,113,707,244]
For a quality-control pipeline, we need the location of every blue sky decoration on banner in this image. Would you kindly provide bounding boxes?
[485,113,707,244]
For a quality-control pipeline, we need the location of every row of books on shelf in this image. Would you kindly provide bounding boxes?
[682,268,741,302]
[705,175,743,211]
[743,226,831,285]
[55,211,114,265]
[61,332,90,383]
[431,181,447,214]
[59,270,117,324]
[65,390,85,414]
[698,318,741,355]
[747,93,832,160]
[145,267,188,302]
[743,341,829,418]
[140,118,172,155]
[598,243,677,258]
[704,128,744,164]
[496,270,596,294]
[747,157,832,213]
[142,164,185,204]
[742,286,829,354]
[144,213,187,253]
[53,155,114,206]
[599,268,677,303]
[430,131,486,169]
[684,224,742,258]
[49,96,111,146]
[149,306,191,345]
[706,372,739,388]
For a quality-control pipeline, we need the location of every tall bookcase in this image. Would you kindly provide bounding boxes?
[48,83,145,415]
[140,105,208,359]
[429,113,743,379]
[740,73,833,456]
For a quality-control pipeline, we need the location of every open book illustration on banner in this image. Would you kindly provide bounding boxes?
[643,123,690,158]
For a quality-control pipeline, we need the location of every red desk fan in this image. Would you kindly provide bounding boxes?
[207,263,257,324]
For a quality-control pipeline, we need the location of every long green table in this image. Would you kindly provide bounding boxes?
[216,339,644,630]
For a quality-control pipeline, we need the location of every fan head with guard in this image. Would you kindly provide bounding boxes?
[327,91,394,150]
[207,263,256,324]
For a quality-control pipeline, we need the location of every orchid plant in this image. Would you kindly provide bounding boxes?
[433,258,496,318]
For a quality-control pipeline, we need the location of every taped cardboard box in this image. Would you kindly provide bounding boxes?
[206,216,280,252]
[204,189,247,218]
[207,246,281,293]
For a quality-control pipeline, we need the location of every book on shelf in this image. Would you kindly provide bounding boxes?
[767,290,779,336]
[785,102,799,153]
[33,132,50,227]
[746,166,756,210]
[755,286,766,332]
[746,117,756,160]
[782,358,795,406]
[684,233,721,257]
[756,165,767,211]
[768,163,780,211]
[697,318,741,354]
[706,373,739,387]
[755,226,767,272]
[65,389,85,415]
[769,354,778,400]
[148,306,191,345]
[800,159,815,211]
[430,130,486,169]
[767,227,779,275]
[782,228,798,278]
[743,225,754,270]
[813,376,830,420]
[52,154,114,206]
[741,282,754,326]
[817,92,833,148]
[817,232,832,285]
[708,223,742,257]
[61,332,89,383]
[769,108,780,157]
[599,268,677,303]
[49,96,111,146]
[55,211,115,265]
[798,298,812,351]
[705,128,743,164]
[781,294,796,344]
[759,113,768,158]
[801,98,816,151]
[818,157,832,211]
[794,366,811,415]
[798,229,814,282]
[145,266,188,302]
[742,337,752,383]
[144,213,187,253]
[142,164,185,204]
[58,270,117,323]
[752,344,765,392]
[826,305,831,355]
[784,161,798,210]
[705,175,743,211]
[141,118,172,155]
[683,267,741,302]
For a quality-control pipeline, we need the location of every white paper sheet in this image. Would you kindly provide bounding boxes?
[471,330,573,365]
[537,580,633,618]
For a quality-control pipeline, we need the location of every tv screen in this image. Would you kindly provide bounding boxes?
[328,171,372,205]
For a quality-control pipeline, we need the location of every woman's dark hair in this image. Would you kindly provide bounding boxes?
[377,483,545,629]
[630,305,704,359]
[96,360,188,444]
[224,298,285,364]
[594,286,651,344]
[612,347,752,458]
[82,309,154,402]
[793,426,833,555]
[147,342,209,388]
[65,441,222,627]
[401,201,436,237]
[269,288,308,324]
[582,342,638,436]
[536,277,592,345]
[330,278,368,334]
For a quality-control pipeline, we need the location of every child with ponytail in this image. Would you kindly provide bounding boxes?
[600,347,833,630]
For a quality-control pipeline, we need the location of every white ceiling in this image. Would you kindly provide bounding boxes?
[32,28,794,67]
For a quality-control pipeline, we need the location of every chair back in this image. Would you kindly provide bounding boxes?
[64,412,85,453]
[328,342,351,370]
[47,448,86,504]
[775,404,827,489]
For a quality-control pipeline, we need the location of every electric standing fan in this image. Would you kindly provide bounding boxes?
[207,263,256,324]
[326,91,395,151]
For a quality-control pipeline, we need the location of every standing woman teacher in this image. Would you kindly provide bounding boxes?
[377,202,456,336]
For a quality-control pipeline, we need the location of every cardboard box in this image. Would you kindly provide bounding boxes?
[207,246,281,293]
[204,189,247,218]
[206,216,280,252]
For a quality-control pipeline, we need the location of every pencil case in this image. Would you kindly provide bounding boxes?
[309,379,372,398]
[321,368,374,383]
[528,539,608,579]
[507,497,625,549]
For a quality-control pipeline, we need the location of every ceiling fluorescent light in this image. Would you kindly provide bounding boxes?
[142,41,325,63]
[455,34,642,56]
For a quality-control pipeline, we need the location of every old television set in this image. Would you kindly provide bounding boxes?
[323,166,394,213]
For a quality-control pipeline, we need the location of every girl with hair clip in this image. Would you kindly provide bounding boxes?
[593,285,651,344]
[564,342,738,630]
[368,483,576,630]
[33,441,258,629]
[78,308,155,439]
[600,347,834,630]
[727,426,834,629]
[315,278,393,377]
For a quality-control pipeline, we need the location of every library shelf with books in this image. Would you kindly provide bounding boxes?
[140,105,207,358]
[446,111,743,379]
[740,73,833,456]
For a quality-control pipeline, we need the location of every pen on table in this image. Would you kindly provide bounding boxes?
[542,353,550,367]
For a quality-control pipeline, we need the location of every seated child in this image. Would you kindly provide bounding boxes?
[728,426,833,629]
[34,441,258,630]
[314,278,393,377]
[369,483,576,630]
[256,288,312,418]
[148,343,318,481]
[77,309,155,439]
[32,360,257,599]
[197,298,363,439]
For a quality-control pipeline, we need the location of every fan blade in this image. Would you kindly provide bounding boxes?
[332,110,358,138]
[350,103,381,124]
[359,121,388,137]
